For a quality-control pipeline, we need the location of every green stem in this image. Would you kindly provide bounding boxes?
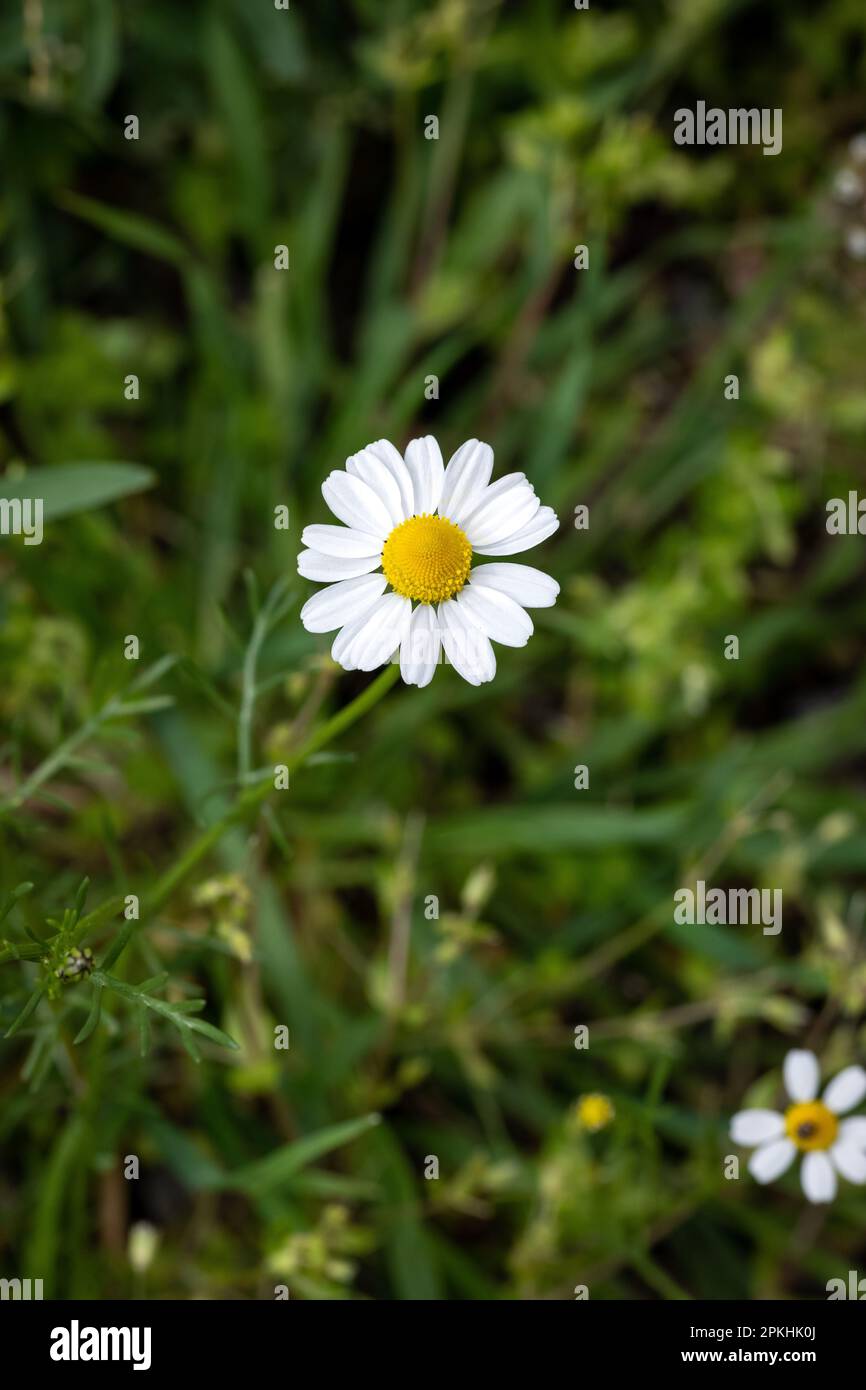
[237,610,267,784]
[148,662,399,915]
[237,577,293,785]
[0,657,175,814]
[290,661,400,763]
[2,712,103,812]
[0,664,400,967]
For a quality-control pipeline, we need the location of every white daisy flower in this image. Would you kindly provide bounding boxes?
[297,437,560,687]
[730,1049,866,1204]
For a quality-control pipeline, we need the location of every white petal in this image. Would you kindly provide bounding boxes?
[300,524,383,559]
[365,439,415,520]
[403,437,444,516]
[300,574,387,634]
[297,550,381,582]
[470,562,559,608]
[462,477,540,548]
[473,504,559,556]
[801,1150,837,1204]
[399,604,441,687]
[458,471,526,522]
[839,1116,866,1147]
[454,585,533,648]
[439,439,494,526]
[338,593,411,672]
[823,1065,866,1114]
[346,448,407,527]
[784,1049,820,1103]
[438,599,496,686]
[331,609,374,670]
[748,1138,796,1184]
[831,1141,866,1185]
[322,470,393,538]
[730,1110,785,1146]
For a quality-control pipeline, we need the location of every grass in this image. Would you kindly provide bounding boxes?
[1,0,866,1300]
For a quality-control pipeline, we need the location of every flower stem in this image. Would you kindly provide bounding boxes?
[148,663,400,913]
[0,664,400,966]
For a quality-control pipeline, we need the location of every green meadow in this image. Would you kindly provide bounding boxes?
[2,0,866,1299]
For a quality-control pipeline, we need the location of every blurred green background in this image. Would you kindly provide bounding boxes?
[2,0,866,1300]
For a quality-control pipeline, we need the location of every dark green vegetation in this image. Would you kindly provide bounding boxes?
[2,0,866,1299]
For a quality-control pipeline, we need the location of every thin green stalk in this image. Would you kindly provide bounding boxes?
[0,665,399,968]
[237,577,294,785]
[631,1250,692,1301]
[237,609,268,784]
[149,662,399,913]
[2,709,104,813]
[0,658,175,813]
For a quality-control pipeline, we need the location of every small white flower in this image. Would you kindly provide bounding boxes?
[297,437,560,686]
[833,167,864,204]
[731,1049,866,1204]
[128,1221,159,1274]
[845,225,866,260]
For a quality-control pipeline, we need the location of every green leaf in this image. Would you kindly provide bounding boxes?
[93,970,239,1058]
[78,0,120,108]
[136,973,170,995]
[99,918,138,972]
[58,192,191,267]
[205,15,269,241]
[129,655,178,693]
[0,463,155,522]
[178,1026,202,1063]
[429,803,688,856]
[186,1017,241,1050]
[73,982,104,1044]
[21,1029,52,1086]
[228,1112,382,1196]
[137,1004,150,1059]
[26,1117,84,1295]
[113,696,175,717]
[369,1126,442,1300]
[145,1115,225,1192]
[5,983,46,1038]
[0,881,34,927]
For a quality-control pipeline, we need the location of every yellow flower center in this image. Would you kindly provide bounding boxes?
[381,513,472,603]
[575,1093,615,1132]
[784,1100,838,1152]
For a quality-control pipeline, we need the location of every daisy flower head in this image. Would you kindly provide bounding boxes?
[730,1049,866,1204]
[297,437,560,687]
